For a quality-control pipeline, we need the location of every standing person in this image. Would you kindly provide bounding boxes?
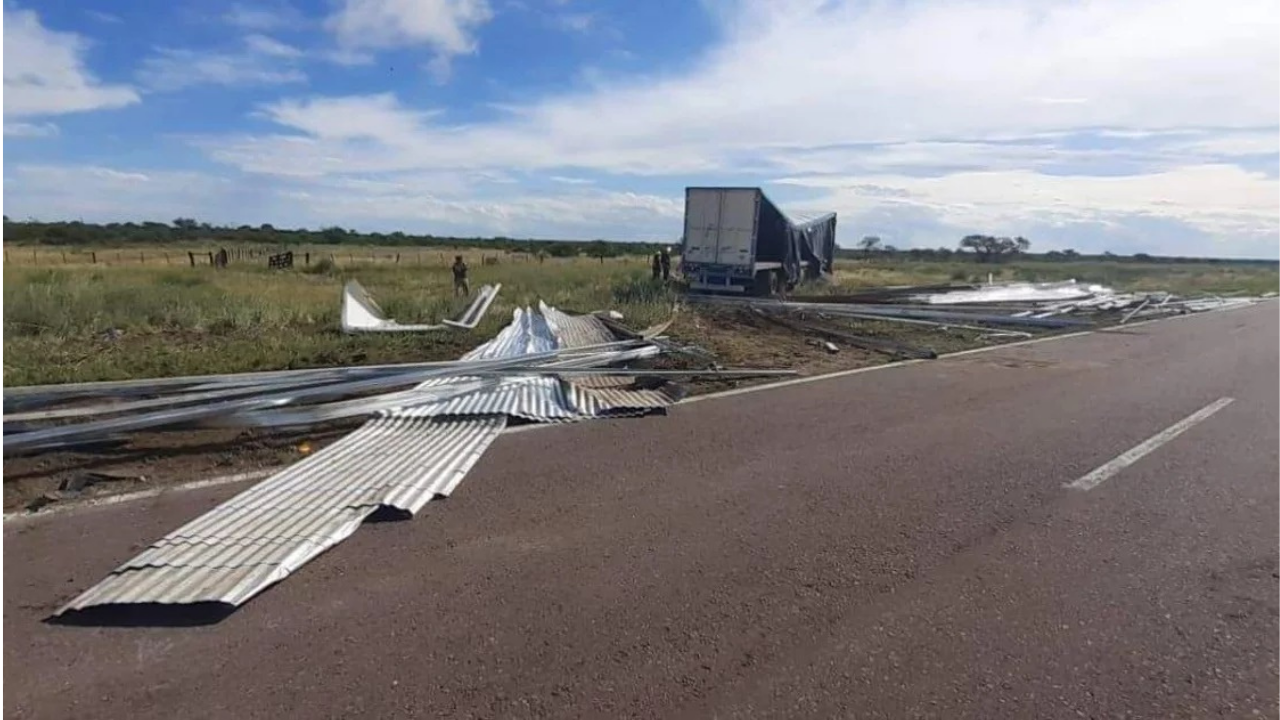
[651,252,662,280]
[452,255,470,296]
[659,247,672,282]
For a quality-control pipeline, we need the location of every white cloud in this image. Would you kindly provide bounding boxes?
[1162,131,1279,157]
[200,0,1280,173]
[223,3,304,30]
[138,36,308,91]
[4,122,60,138]
[777,164,1280,241]
[3,8,139,118]
[244,34,304,59]
[6,165,240,222]
[326,0,494,74]
[2,163,681,239]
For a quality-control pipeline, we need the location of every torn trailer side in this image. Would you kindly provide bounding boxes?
[680,187,837,297]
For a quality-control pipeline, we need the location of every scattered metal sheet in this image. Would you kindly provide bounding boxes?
[541,302,618,348]
[341,280,500,333]
[54,302,691,617]
[57,415,507,614]
[907,280,1107,305]
[442,284,502,330]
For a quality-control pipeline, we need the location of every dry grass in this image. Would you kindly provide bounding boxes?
[3,250,677,385]
[4,245,1274,386]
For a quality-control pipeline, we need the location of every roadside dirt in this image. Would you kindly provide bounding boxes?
[3,306,1045,512]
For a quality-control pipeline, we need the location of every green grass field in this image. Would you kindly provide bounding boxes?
[3,244,1275,386]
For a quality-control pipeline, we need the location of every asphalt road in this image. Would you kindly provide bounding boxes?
[6,303,1278,719]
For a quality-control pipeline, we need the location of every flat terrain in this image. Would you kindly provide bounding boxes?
[5,302,1276,719]
[5,245,1274,385]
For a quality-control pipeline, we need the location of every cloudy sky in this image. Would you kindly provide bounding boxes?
[4,0,1278,257]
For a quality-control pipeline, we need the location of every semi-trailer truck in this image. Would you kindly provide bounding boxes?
[679,187,837,296]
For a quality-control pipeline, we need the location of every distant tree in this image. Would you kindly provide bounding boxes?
[882,244,899,253]
[858,235,882,252]
[958,234,1029,263]
[172,218,198,230]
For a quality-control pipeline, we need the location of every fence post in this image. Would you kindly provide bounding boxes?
[165,252,170,265]
[62,251,67,264]
[305,252,310,266]
[395,253,400,264]
[188,252,196,267]
[33,249,38,264]
[140,252,145,264]
[91,251,97,264]
[207,252,214,265]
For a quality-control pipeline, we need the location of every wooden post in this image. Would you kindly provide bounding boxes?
[140,252,145,264]
[91,251,97,264]
[188,251,196,267]
[165,252,170,265]
[33,249,38,264]
[62,251,67,264]
[395,253,400,264]
[305,252,310,266]
[207,251,214,265]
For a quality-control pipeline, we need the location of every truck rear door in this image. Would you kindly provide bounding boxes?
[683,188,759,267]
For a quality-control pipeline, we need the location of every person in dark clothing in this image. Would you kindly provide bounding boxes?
[659,248,672,281]
[651,252,662,280]
[452,255,470,296]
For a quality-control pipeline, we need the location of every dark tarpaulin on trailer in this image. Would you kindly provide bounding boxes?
[755,190,837,284]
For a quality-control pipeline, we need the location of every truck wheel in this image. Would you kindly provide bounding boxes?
[751,270,773,297]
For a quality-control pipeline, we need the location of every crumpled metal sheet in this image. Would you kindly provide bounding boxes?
[906,280,1111,305]
[540,302,618,349]
[57,415,506,613]
[57,303,680,616]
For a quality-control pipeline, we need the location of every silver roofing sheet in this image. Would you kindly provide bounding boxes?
[458,306,558,361]
[398,375,580,421]
[540,302,618,349]
[58,415,505,613]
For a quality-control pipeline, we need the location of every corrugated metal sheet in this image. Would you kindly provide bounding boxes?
[398,376,580,421]
[58,303,678,615]
[540,302,617,349]
[58,415,505,613]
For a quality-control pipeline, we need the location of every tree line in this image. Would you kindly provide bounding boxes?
[1,217,672,260]
[849,234,1275,266]
[2,217,1273,267]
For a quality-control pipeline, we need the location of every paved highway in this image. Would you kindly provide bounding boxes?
[5,303,1278,719]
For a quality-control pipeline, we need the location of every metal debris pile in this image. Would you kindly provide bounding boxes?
[689,279,1269,359]
[5,304,792,617]
[4,303,790,457]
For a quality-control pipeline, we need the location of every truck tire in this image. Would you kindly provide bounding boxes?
[751,270,774,297]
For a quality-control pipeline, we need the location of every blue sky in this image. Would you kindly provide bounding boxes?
[3,0,1278,257]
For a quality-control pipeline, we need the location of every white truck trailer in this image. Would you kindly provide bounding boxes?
[680,187,837,296]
